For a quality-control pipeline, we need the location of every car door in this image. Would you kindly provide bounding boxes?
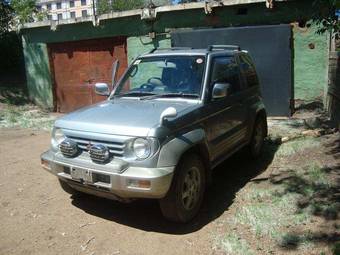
[203,55,248,162]
[238,53,263,136]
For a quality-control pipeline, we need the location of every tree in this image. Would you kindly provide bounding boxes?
[10,0,43,24]
[97,0,145,14]
[0,0,13,35]
[97,0,172,15]
[97,0,111,14]
[111,0,144,11]
[152,0,172,6]
[178,0,201,3]
[312,0,339,39]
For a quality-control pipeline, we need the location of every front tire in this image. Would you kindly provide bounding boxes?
[159,153,206,223]
[249,116,267,158]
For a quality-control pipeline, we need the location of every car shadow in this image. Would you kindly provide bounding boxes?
[71,141,279,234]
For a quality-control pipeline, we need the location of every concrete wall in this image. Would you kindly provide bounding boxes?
[294,25,329,101]
[21,0,329,108]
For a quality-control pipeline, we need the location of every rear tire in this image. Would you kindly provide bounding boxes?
[159,153,206,223]
[58,179,79,195]
[248,115,267,158]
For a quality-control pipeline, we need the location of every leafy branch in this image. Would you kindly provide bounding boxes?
[312,0,339,39]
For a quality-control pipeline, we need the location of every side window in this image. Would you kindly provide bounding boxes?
[239,54,259,88]
[210,57,241,94]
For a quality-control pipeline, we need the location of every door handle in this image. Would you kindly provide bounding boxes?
[84,78,95,84]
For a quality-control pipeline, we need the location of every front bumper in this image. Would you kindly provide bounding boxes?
[41,150,174,200]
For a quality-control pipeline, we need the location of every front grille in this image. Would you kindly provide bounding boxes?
[66,136,125,158]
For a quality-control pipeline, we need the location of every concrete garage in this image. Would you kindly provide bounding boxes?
[21,0,329,115]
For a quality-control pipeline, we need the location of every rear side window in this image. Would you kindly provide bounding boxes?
[239,54,259,88]
[210,57,241,93]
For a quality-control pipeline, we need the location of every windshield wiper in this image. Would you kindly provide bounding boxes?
[140,92,200,100]
[115,91,156,98]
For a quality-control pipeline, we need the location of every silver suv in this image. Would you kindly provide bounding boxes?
[41,45,268,222]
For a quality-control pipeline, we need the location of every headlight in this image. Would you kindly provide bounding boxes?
[51,128,65,149]
[133,138,151,159]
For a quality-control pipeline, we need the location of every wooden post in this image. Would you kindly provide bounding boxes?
[327,51,340,129]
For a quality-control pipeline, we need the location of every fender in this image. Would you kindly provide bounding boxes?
[157,129,207,168]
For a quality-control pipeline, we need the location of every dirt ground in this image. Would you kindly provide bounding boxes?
[0,128,215,255]
[0,112,339,254]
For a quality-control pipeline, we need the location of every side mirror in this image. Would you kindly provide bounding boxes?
[212,83,231,99]
[95,83,110,96]
[160,107,177,125]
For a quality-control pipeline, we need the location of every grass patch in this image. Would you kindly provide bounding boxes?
[245,188,272,202]
[278,232,315,250]
[215,233,255,255]
[272,163,337,220]
[0,104,55,130]
[332,242,340,255]
[234,189,308,239]
[308,163,328,184]
[215,135,337,254]
[0,86,30,105]
[275,137,321,158]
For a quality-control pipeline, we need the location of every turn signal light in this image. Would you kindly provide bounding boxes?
[127,179,151,189]
[41,159,51,170]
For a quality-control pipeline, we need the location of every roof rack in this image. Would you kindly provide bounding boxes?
[207,45,241,51]
[148,47,193,54]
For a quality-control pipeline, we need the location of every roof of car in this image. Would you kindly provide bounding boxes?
[141,45,243,58]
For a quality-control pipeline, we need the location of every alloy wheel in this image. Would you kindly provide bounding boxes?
[181,166,201,211]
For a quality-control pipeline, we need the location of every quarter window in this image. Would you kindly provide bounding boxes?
[239,54,259,88]
[210,57,241,94]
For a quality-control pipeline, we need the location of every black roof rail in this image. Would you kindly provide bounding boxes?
[207,45,241,51]
[148,47,193,53]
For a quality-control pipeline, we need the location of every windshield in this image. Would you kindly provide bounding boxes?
[114,56,206,98]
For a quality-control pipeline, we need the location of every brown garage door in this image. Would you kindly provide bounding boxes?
[48,37,127,113]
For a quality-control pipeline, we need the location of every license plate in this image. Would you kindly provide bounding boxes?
[70,167,92,183]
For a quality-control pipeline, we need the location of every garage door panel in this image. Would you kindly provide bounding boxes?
[49,37,127,113]
[52,49,91,113]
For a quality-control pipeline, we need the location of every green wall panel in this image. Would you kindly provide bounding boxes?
[293,25,329,101]
[22,37,53,109]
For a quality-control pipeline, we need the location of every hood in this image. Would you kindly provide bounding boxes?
[55,98,200,137]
